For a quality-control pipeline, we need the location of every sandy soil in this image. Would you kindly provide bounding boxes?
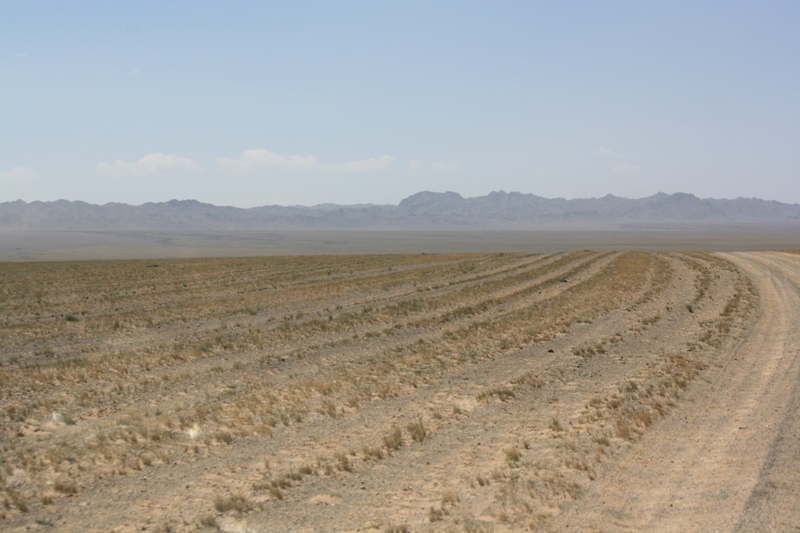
[1,251,798,532]
[551,252,800,532]
[2,229,800,261]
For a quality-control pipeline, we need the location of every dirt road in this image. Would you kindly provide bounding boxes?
[554,252,800,532]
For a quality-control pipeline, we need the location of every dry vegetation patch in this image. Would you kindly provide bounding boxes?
[0,251,759,531]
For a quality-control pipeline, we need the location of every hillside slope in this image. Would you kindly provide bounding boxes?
[3,192,800,230]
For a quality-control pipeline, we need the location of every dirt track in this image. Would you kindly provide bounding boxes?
[1,251,799,532]
[553,252,800,532]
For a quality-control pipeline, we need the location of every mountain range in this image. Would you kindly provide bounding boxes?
[2,191,800,231]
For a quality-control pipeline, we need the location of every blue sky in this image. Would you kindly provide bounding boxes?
[2,1,799,207]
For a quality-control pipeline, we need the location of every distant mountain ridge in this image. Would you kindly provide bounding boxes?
[2,191,800,230]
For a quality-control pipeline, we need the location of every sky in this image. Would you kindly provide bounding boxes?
[2,1,799,207]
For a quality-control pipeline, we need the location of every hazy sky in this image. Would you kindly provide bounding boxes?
[2,1,799,207]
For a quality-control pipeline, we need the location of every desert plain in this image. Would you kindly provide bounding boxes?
[1,235,800,532]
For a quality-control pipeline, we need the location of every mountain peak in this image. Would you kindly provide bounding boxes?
[2,192,798,230]
[398,191,464,209]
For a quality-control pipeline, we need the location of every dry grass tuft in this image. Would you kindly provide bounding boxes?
[407,418,427,443]
[213,494,253,514]
[383,426,403,451]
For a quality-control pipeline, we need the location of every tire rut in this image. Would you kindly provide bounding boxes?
[552,251,800,532]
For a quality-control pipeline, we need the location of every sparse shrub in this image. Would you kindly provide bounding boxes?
[7,490,27,512]
[462,518,492,533]
[429,506,446,521]
[594,436,610,447]
[505,448,521,464]
[622,380,638,393]
[615,420,634,440]
[477,388,516,402]
[199,514,219,529]
[363,446,384,460]
[336,452,353,472]
[633,408,654,427]
[54,480,78,495]
[383,426,402,451]
[512,372,544,388]
[565,458,589,471]
[642,314,661,326]
[407,418,426,442]
[213,494,252,514]
[441,491,459,505]
[285,471,302,482]
[319,399,338,418]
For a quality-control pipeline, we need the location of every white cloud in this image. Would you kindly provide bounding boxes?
[432,162,459,172]
[217,149,394,174]
[96,153,202,177]
[216,149,318,173]
[407,159,422,171]
[130,69,141,76]
[331,155,394,173]
[594,146,625,158]
[0,166,40,182]
[595,147,639,172]
[613,163,641,172]
[15,53,28,58]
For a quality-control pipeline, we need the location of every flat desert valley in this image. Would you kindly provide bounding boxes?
[2,235,800,532]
